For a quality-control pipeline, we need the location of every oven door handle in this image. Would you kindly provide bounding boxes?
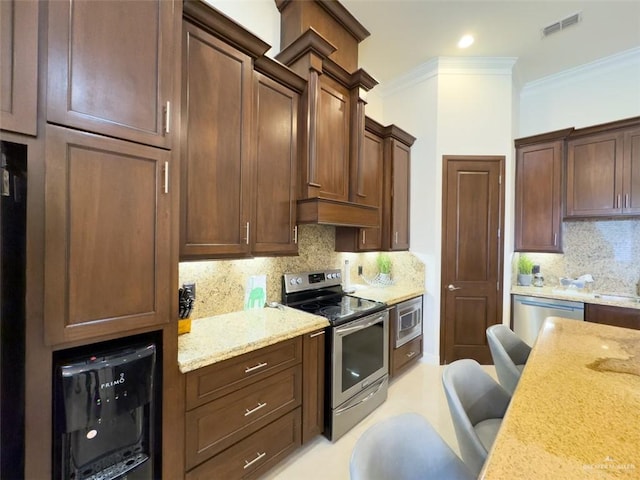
[336,313,385,334]
[335,378,386,415]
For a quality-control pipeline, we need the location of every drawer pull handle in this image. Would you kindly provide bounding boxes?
[309,331,325,338]
[244,402,267,417]
[406,351,416,358]
[245,362,268,373]
[243,452,266,470]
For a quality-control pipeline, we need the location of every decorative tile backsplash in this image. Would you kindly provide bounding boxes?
[179,224,426,319]
[515,219,640,295]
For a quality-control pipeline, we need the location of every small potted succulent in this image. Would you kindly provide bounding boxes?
[517,254,534,286]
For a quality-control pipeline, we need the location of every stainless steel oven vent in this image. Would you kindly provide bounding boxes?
[542,12,582,37]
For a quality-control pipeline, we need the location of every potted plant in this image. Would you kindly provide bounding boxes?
[376,253,392,282]
[517,254,534,286]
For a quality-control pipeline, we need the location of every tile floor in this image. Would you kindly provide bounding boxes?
[262,360,497,480]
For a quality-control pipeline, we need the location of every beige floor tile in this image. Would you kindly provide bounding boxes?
[261,361,497,480]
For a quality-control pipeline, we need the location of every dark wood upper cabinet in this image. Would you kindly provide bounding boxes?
[47,0,177,149]
[384,132,414,251]
[514,130,571,253]
[335,118,384,251]
[43,125,171,345]
[565,118,640,218]
[276,4,381,228]
[314,76,351,201]
[180,3,303,260]
[252,70,301,255]
[0,0,38,136]
[180,21,255,258]
[336,119,414,252]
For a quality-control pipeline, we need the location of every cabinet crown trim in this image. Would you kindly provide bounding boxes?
[275,27,337,67]
[275,0,370,42]
[514,127,574,147]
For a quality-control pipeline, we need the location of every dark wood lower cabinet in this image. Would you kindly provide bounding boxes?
[391,336,423,377]
[184,336,312,478]
[585,303,640,330]
[388,301,424,378]
[302,329,326,443]
[185,409,301,480]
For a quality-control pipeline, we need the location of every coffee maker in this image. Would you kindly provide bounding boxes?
[532,264,544,287]
[53,343,156,480]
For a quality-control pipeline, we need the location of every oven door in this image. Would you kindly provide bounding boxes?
[395,296,422,348]
[332,309,389,408]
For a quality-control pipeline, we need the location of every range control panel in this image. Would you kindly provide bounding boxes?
[283,269,342,293]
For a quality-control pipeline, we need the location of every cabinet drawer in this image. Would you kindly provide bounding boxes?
[392,335,423,376]
[186,366,301,469]
[186,337,302,410]
[186,408,301,480]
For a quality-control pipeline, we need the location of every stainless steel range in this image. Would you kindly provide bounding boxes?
[282,269,389,441]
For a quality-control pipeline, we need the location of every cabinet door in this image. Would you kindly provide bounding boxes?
[0,0,38,136]
[180,22,253,258]
[302,329,325,443]
[585,304,640,330]
[253,72,298,255]
[312,77,350,201]
[47,0,175,148]
[514,141,562,252]
[623,127,640,215]
[386,139,411,250]
[566,131,624,217]
[44,125,170,345]
[335,129,383,251]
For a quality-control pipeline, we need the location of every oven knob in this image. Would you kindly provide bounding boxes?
[327,273,333,279]
[295,277,303,284]
[336,272,341,278]
[289,278,297,285]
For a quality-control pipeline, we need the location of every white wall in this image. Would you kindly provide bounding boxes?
[203,0,281,53]
[519,47,640,136]
[379,59,515,362]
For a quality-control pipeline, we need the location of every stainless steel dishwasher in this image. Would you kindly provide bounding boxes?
[512,295,584,346]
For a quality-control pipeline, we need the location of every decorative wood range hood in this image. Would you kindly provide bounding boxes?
[275,0,380,227]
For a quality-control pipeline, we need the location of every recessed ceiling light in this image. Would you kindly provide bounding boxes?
[458,34,474,49]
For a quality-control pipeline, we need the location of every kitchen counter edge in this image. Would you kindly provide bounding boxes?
[511,286,640,310]
[177,307,329,373]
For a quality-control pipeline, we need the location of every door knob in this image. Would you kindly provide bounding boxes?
[447,284,461,291]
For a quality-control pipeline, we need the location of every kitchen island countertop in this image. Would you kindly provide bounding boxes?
[480,317,640,479]
[178,307,329,373]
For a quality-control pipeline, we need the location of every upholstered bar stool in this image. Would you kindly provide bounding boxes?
[442,359,511,477]
[349,413,473,480]
[486,324,531,395]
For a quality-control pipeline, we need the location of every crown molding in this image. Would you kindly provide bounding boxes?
[521,46,640,98]
[378,57,516,98]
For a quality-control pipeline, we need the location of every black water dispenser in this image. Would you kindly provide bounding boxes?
[54,343,156,480]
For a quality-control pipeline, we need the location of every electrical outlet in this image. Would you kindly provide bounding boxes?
[182,282,196,300]
[358,265,363,275]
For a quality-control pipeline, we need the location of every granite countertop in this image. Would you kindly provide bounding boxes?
[511,285,640,310]
[480,317,640,479]
[177,307,329,373]
[347,283,425,305]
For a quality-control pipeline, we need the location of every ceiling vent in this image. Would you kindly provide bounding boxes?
[542,12,582,37]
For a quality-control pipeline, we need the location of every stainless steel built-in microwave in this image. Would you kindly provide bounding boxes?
[394,296,423,348]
